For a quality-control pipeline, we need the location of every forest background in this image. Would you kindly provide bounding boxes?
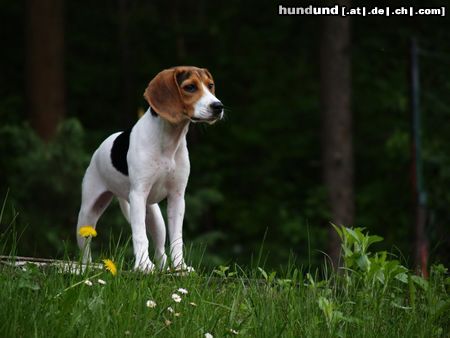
[0,0,449,271]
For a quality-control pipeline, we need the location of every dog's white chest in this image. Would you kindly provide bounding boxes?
[145,158,177,204]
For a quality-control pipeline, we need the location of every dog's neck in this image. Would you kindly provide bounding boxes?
[144,107,190,158]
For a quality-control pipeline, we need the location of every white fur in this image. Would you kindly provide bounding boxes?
[76,85,223,272]
[193,84,224,123]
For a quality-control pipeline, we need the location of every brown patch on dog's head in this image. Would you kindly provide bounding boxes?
[144,66,215,124]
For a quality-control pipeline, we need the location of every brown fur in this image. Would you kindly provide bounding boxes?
[144,66,214,124]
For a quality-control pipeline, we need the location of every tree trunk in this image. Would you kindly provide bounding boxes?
[320,0,354,268]
[26,0,65,141]
[410,38,428,278]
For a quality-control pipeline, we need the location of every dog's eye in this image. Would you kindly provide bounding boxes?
[207,83,214,90]
[183,84,197,93]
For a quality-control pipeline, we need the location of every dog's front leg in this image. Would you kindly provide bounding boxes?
[167,195,191,270]
[146,204,167,270]
[129,190,155,272]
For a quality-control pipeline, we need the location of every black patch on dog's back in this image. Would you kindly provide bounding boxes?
[110,128,132,176]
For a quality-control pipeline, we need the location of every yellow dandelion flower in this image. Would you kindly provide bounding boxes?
[103,259,117,276]
[78,225,97,238]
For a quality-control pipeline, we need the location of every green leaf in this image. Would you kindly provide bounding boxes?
[391,301,412,310]
[431,263,448,276]
[88,295,104,312]
[268,271,277,283]
[258,267,268,280]
[411,275,429,291]
[306,273,315,287]
[331,223,343,241]
[18,280,40,291]
[367,235,383,246]
[346,228,361,244]
[356,255,371,271]
[431,299,450,321]
[374,269,385,285]
[395,272,408,284]
[318,296,332,314]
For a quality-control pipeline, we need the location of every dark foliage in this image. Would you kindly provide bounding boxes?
[0,1,449,268]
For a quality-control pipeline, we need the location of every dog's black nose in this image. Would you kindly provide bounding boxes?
[210,101,224,115]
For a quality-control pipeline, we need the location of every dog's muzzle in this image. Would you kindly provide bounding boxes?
[210,101,224,116]
[191,101,224,123]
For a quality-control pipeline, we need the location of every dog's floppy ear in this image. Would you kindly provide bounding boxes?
[144,69,186,124]
[202,68,213,80]
[202,68,215,94]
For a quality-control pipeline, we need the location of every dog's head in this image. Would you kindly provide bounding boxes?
[144,66,224,124]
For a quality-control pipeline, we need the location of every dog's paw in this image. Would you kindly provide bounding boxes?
[155,254,168,271]
[171,263,195,275]
[134,260,156,274]
[182,265,195,273]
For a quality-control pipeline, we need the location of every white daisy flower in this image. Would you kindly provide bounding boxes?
[146,300,157,308]
[230,329,239,335]
[97,279,106,285]
[177,288,188,294]
[167,306,174,313]
[84,280,93,286]
[205,333,213,338]
[171,293,182,303]
[189,302,197,307]
[165,319,172,326]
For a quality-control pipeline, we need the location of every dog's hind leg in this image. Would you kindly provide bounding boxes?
[146,204,167,269]
[76,168,113,263]
[118,198,131,224]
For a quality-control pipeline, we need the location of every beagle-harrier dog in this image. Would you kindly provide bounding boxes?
[76,66,224,272]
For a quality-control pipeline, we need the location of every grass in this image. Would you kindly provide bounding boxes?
[0,223,448,337]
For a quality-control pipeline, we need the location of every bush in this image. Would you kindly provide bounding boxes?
[0,119,90,256]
